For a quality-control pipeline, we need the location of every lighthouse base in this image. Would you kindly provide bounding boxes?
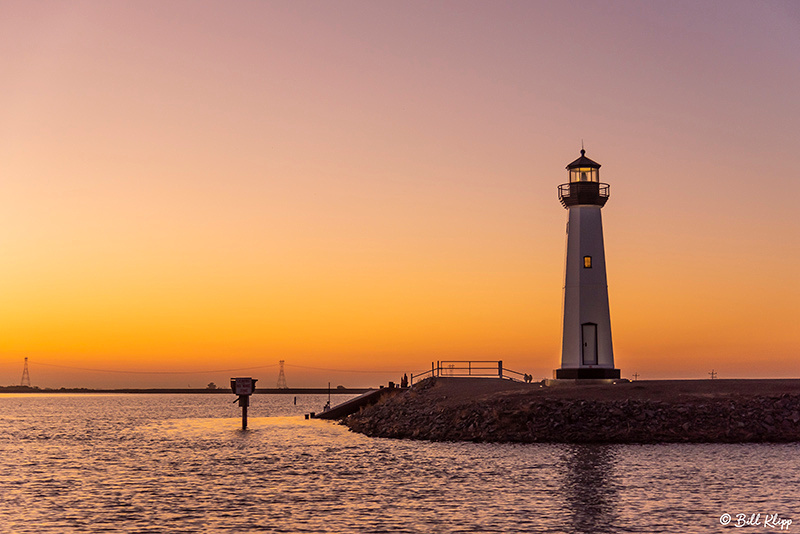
[555,368,621,380]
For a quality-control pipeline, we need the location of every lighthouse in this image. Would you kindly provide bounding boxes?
[556,149,620,379]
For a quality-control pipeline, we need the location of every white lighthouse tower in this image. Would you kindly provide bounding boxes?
[556,149,620,379]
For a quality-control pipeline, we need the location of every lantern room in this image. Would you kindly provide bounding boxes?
[558,149,609,208]
[567,149,600,182]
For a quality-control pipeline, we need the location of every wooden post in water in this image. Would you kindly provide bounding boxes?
[240,395,249,430]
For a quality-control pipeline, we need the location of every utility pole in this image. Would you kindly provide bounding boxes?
[20,357,31,387]
[708,369,717,380]
[276,360,288,389]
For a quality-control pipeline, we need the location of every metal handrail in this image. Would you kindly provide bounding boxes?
[410,360,530,385]
[558,182,610,198]
[502,368,527,379]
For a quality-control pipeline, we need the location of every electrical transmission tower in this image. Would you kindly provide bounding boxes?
[276,360,288,389]
[20,357,31,387]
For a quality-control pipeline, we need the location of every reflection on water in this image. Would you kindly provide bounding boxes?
[560,445,619,533]
[1,395,798,533]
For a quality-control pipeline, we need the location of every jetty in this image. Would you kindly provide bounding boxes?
[341,377,800,444]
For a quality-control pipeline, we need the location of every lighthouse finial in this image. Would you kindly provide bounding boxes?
[581,139,585,156]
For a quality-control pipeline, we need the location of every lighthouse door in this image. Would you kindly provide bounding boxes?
[582,323,598,365]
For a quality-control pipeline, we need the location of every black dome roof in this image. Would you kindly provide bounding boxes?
[566,149,601,170]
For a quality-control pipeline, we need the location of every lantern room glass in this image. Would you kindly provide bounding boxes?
[569,167,599,183]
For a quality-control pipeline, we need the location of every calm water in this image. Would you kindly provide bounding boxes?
[1,394,798,533]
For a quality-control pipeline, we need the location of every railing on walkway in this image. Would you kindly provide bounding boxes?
[410,360,527,386]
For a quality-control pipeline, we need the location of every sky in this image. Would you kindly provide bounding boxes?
[1,1,799,388]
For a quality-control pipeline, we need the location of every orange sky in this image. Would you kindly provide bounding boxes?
[1,1,798,388]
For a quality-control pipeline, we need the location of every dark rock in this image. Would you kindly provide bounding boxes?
[341,377,800,444]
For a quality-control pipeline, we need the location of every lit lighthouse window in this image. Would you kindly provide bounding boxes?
[584,256,592,268]
[569,167,599,183]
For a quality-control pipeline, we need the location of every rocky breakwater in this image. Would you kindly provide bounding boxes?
[343,377,800,443]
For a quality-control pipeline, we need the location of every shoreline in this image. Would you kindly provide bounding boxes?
[343,377,800,444]
[0,386,371,395]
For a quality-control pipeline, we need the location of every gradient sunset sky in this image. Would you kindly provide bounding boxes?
[1,1,798,388]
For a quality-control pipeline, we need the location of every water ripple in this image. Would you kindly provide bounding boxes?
[1,394,798,532]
